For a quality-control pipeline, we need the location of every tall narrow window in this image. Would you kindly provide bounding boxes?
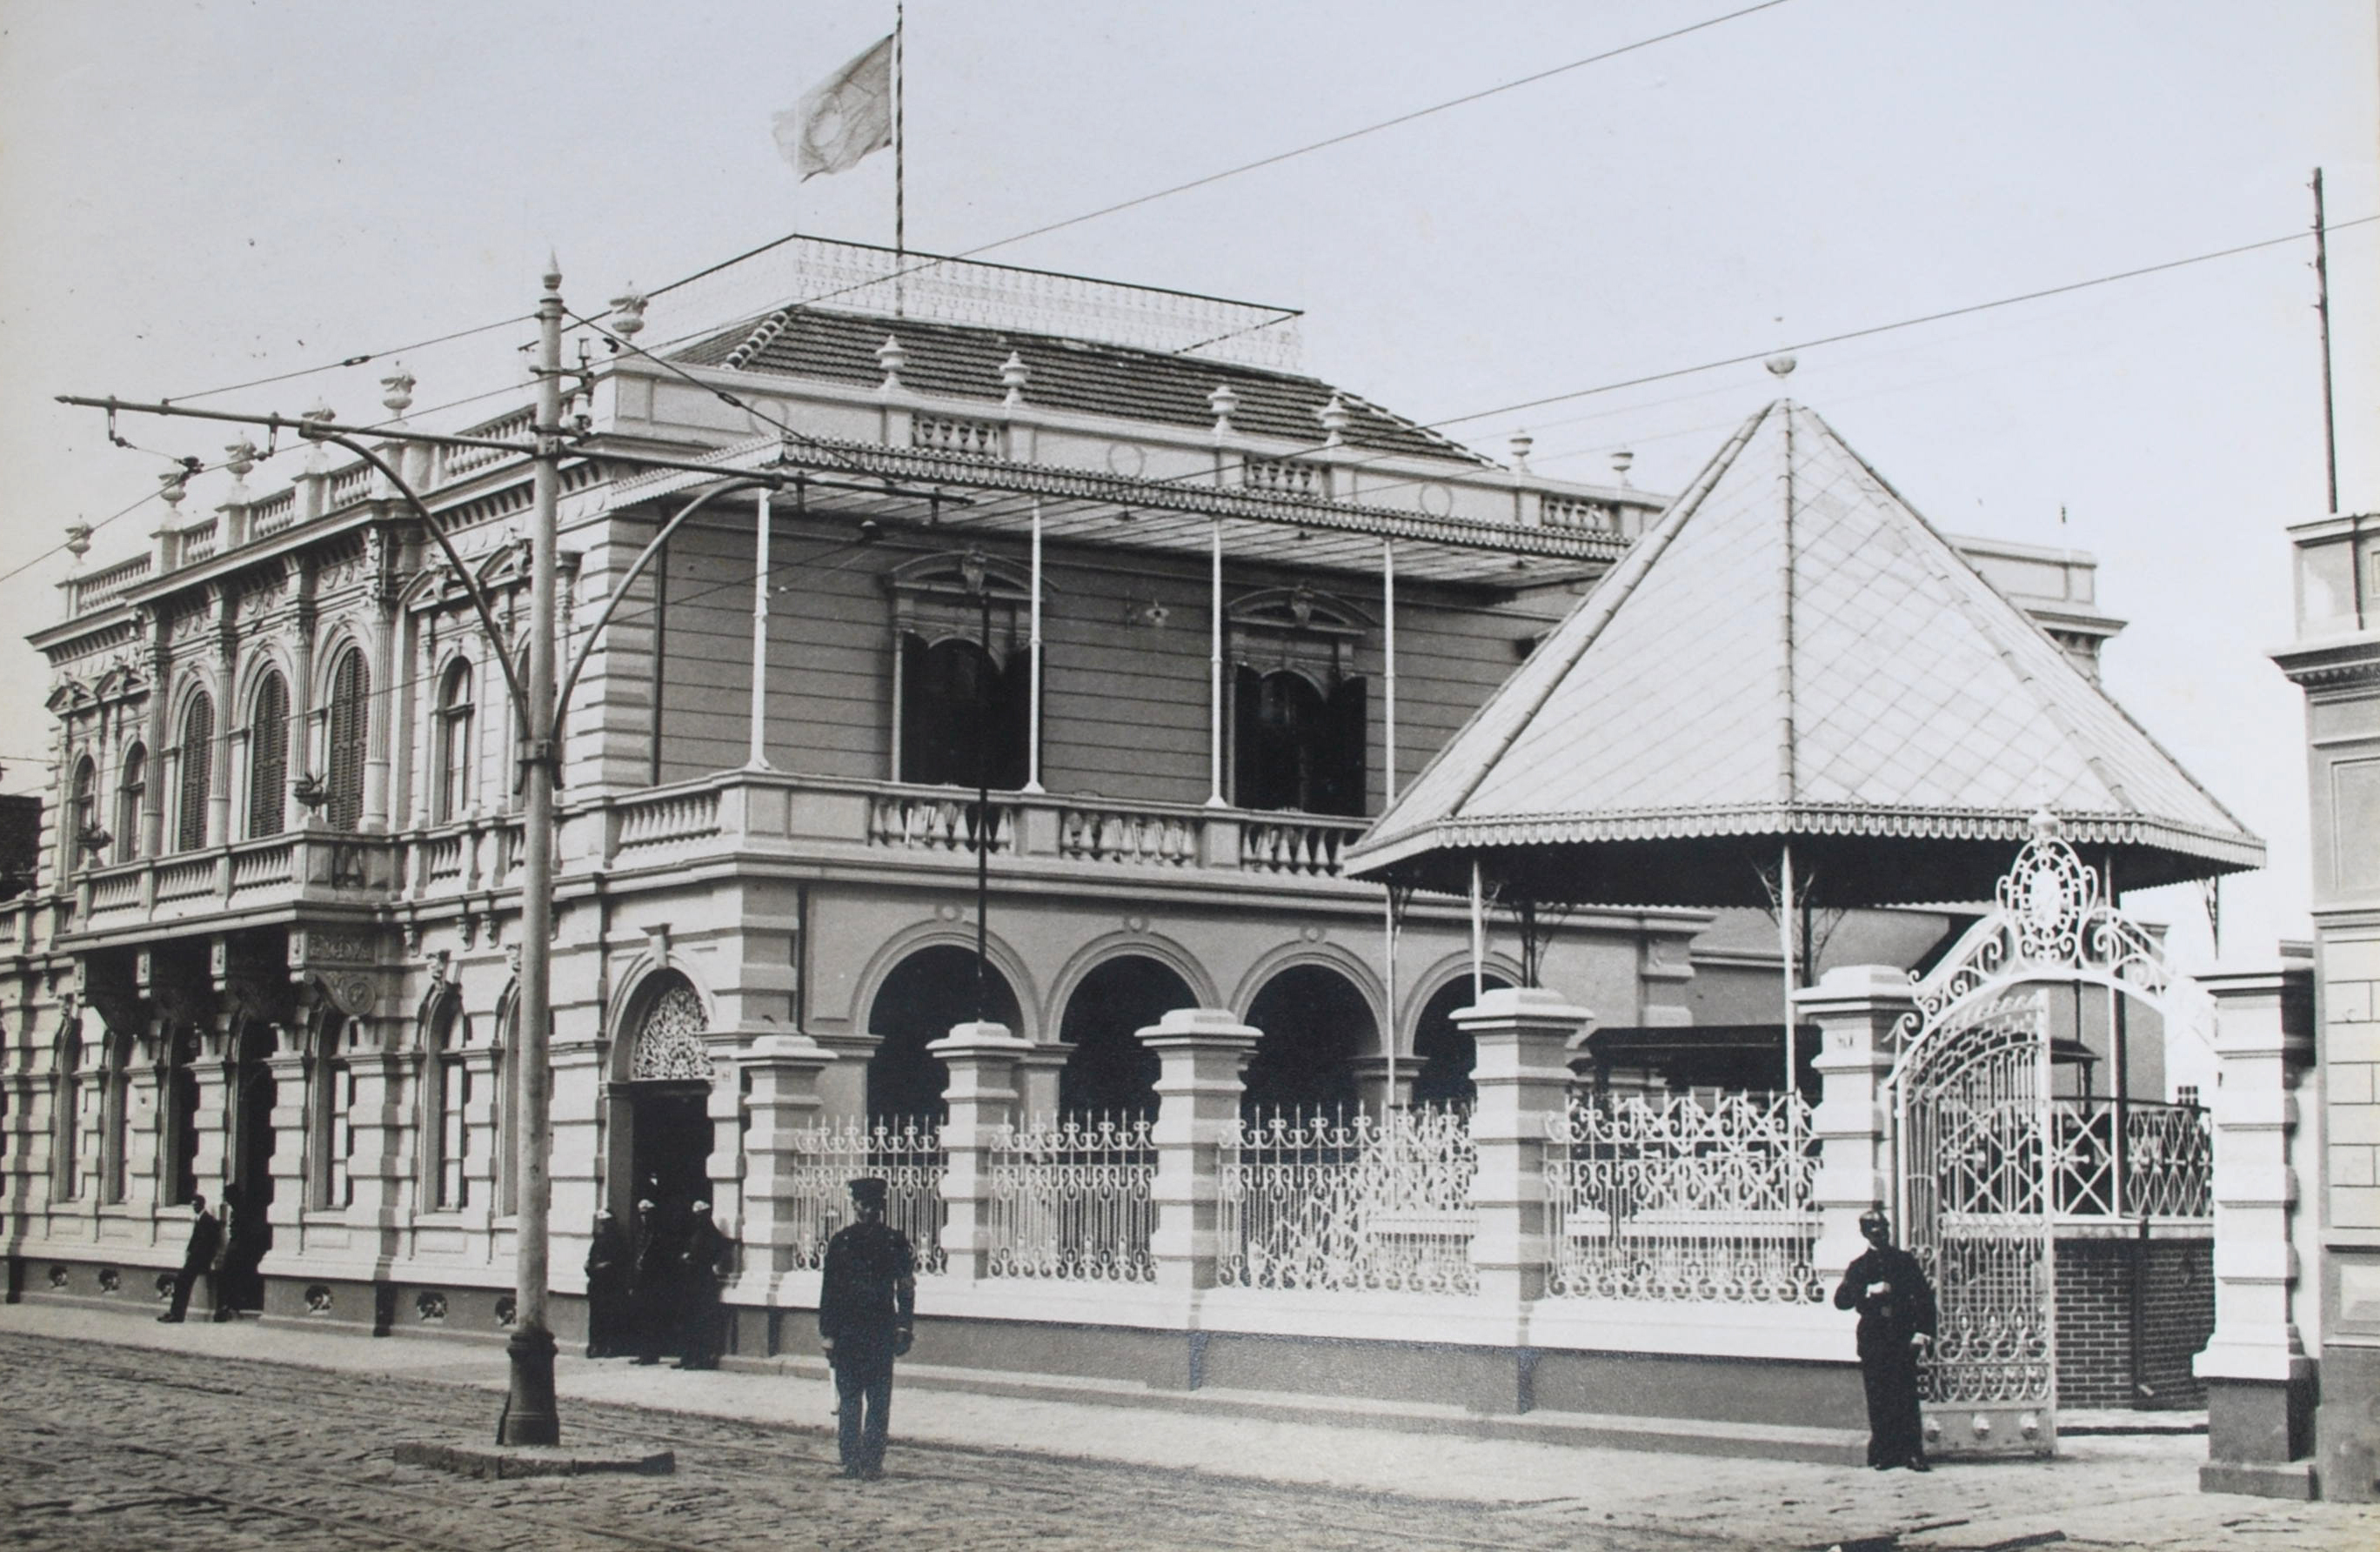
[248,672,288,839]
[436,660,473,822]
[177,694,215,852]
[899,637,1028,789]
[324,649,368,833]
[425,1000,468,1210]
[1233,667,1366,816]
[103,1034,131,1203]
[55,1030,83,1199]
[491,1005,516,1217]
[70,757,97,865]
[117,745,146,861]
[312,1019,355,1211]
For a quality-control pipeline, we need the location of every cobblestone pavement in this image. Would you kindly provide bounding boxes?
[2,1305,2375,1551]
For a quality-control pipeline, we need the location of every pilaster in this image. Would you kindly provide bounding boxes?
[1138,1007,1260,1292]
[1456,986,1588,1305]
[1796,965,1911,1282]
[737,1033,835,1289]
[928,1021,1031,1281]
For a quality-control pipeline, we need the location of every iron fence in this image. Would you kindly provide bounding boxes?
[986,1114,1157,1282]
[1218,1106,1477,1294]
[779,1116,948,1274]
[2050,1097,2212,1219]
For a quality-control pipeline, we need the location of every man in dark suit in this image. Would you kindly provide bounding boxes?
[629,1197,677,1366]
[157,1194,223,1323]
[675,1201,733,1370]
[584,1209,631,1358]
[819,1177,915,1480]
[1834,1206,1939,1471]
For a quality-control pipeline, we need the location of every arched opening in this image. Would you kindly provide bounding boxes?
[424,996,467,1211]
[220,1020,277,1314]
[866,944,1022,1123]
[1409,974,1512,1108]
[899,635,1029,790]
[308,1011,355,1211]
[324,648,369,832]
[435,659,474,822]
[70,757,98,866]
[248,672,289,839]
[117,744,146,860]
[1233,666,1365,816]
[1057,956,1192,1118]
[176,693,214,852]
[164,1025,201,1207]
[615,974,715,1227]
[1241,965,1374,1117]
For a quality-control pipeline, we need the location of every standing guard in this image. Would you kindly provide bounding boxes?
[676,1201,733,1369]
[819,1177,915,1480]
[584,1209,631,1358]
[628,1197,678,1366]
[1834,1206,1939,1471]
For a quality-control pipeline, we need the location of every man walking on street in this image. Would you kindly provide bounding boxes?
[157,1194,223,1324]
[1833,1206,1938,1471]
[819,1176,914,1480]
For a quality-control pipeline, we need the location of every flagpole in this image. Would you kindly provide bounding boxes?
[893,1,906,317]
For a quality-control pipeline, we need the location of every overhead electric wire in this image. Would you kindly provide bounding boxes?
[163,314,539,406]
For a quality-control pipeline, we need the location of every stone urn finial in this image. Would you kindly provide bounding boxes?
[999,351,1029,407]
[1317,394,1351,445]
[379,366,416,418]
[1509,431,1534,472]
[1609,448,1635,486]
[157,469,188,510]
[609,285,647,342]
[877,334,907,390]
[1208,382,1239,435]
[64,522,92,563]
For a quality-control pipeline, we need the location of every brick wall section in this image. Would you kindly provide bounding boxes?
[2328,941,2380,1230]
[2054,1235,2214,1409]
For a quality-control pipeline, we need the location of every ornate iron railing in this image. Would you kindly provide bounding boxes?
[779,1117,948,1275]
[1218,1106,1477,1294]
[986,1114,1156,1282]
[2050,1097,2211,1219]
[1544,1089,1822,1303]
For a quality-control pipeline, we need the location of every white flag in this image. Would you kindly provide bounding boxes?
[774,35,894,181]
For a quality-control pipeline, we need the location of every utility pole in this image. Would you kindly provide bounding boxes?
[499,258,566,1447]
[2313,168,2339,516]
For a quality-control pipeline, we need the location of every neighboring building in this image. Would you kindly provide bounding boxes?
[0,239,2194,1448]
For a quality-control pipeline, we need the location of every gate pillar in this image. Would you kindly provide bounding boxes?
[1137,1008,1260,1293]
[928,1021,1032,1281]
[1457,987,1589,1305]
[2193,960,2318,1498]
[1799,966,1909,1282]
[739,1034,835,1285]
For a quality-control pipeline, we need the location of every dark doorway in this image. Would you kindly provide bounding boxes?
[1242,965,1373,1118]
[1409,976,1510,1108]
[866,944,1022,1124]
[166,1027,203,1207]
[1057,957,1192,1118]
[625,1083,713,1221]
[220,1025,277,1313]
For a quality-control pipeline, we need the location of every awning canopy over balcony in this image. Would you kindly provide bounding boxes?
[1344,399,2265,907]
[605,431,1622,590]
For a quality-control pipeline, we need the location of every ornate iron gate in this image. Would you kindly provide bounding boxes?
[1895,989,2056,1458]
[1885,813,2207,1459]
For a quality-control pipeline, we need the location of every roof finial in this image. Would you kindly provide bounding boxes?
[1208,383,1239,438]
[877,334,907,391]
[1609,449,1635,487]
[1317,393,1351,445]
[1508,431,1534,472]
[999,351,1029,407]
[1764,354,1797,378]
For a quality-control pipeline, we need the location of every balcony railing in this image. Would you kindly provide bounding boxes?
[69,831,398,936]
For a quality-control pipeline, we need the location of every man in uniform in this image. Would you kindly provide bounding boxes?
[157,1194,223,1323]
[584,1208,631,1358]
[675,1201,733,1369]
[1833,1206,1938,1471]
[818,1177,915,1480]
[629,1197,678,1366]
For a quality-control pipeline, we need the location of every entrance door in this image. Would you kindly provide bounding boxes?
[220,1028,277,1312]
[625,1083,712,1221]
[1895,989,2056,1458]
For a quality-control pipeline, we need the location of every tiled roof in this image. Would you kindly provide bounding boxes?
[1347,401,2263,905]
[673,307,1486,465]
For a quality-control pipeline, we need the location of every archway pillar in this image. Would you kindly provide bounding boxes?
[739,1034,836,1285]
[1018,1044,1066,1121]
[1138,1008,1260,1292]
[1351,1056,1413,1112]
[1455,987,1588,1305]
[929,1021,1032,1280]
[810,1031,880,1126]
[1798,966,1910,1283]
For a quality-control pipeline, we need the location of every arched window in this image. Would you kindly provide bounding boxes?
[117,744,146,860]
[69,756,98,865]
[425,999,468,1211]
[324,648,368,833]
[899,636,1028,789]
[177,694,215,852]
[164,1027,200,1207]
[1233,667,1365,816]
[248,672,289,839]
[435,659,473,822]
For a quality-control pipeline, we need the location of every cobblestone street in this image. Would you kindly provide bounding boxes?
[2,1311,2375,1551]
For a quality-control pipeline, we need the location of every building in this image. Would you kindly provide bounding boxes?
[1,239,2192,1453]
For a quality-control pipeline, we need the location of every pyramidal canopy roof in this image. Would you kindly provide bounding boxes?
[1347,401,2263,907]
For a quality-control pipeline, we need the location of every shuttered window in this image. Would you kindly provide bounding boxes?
[324,650,367,833]
[177,695,214,852]
[248,672,288,839]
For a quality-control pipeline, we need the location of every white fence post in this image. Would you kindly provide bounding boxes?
[1799,966,1910,1284]
[2193,961,2318,1494]
[1138,1007,1260,1292]
[738,1034,835,1284]
[1458,987,1588,1306]
[929,1020,1033,1282]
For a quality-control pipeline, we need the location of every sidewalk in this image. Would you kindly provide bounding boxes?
[3,1301,2369,1551]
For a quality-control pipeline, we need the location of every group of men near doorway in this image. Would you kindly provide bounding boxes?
[584,1194,734,1368]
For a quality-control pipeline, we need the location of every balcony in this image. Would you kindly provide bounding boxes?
[68,829,399,941]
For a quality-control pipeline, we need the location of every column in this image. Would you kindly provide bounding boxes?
[1206,518,1226,808]
[364,614,398,832]
[1024,498,1045,794]
[1797,966,1911,1282]
[745,489,772,771]
[1137,1007,1260,1293]
[738,1034,835,1286]
[2194,960,2318,1495]
[264,1037,311,1282]
[1457,987,1588,1305]
[927,1020,1032,1281]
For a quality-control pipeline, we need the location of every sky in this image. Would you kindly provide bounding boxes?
[1,0,2373,967]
